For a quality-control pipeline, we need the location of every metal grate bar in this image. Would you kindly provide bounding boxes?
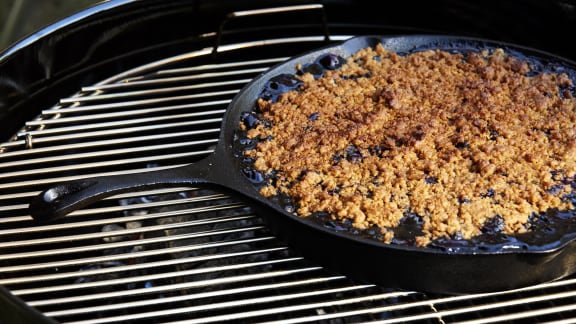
[160,291,413,324]
[0,247,288,286]
[155,57,288,76]
[451,305,576,324]
[0,140,217,176]
[0,188,210,214]
[43,90,239,115]
[81,69,252,92]
[60,285,388,324]
[23,100,227,129]
[27,106,224,128]
[1,236,275,273]
[0,219,251,262]
[365,290,576,324]
[17,108,225,137]
[0,213,257,250]
[61,79,251,104]
[14,257,304,296]
[83,57,288,92]
[3,121,218,152]
[0,151,208,186]
[0,198,239,234]
[0,198,238,235]
[32,263,315,308]
[42,275,345,318]
[2,126,220,158]
[0,164,190,192]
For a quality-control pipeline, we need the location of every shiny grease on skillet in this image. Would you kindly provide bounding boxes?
[29,36,576,294]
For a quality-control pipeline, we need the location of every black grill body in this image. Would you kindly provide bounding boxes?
[1,0,576,323]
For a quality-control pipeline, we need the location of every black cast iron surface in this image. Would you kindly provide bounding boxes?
[28,35,576,294]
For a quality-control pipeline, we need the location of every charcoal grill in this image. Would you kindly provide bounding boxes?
[2,0,576,323]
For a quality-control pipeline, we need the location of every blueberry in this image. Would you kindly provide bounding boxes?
[239,138,253,145]
[458,197,471,204]
[551,169,564,180]
[455,141,469,149]
[331,146,365,164]
[309,112,320,121]
[563,192,576,205]
[328,188,341,195]
[548,184,565,195]
[260,74,303,102]
[481,188,495,198]
[240,111,259,129]
[345,145,363,163]
[452,231,464,240]
[481,215,505,235]
[302,63,324,78]
[526,212,554,232]
[331,153,344,164]
[489,129,500,141]
[317,54,344,70]
[241,168,264,183]
[369,144,390,158]
[425,176,438,184]
[326,220,347,232]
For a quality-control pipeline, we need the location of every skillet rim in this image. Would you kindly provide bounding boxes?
[223,34,576,257]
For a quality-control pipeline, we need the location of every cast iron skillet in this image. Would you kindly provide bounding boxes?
[29,35,576,294]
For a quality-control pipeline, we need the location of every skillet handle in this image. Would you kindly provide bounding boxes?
[29,159,216,222]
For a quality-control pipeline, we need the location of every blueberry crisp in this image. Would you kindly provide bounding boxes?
[240,43,576,247]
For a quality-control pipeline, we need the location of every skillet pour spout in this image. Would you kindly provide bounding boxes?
[27,35,576,294]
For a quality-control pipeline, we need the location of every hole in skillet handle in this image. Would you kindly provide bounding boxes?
[29,180,99,223]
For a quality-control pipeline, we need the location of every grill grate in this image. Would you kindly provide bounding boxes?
[3,34,576,323]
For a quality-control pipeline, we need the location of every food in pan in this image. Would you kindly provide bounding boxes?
[240,43,576,247]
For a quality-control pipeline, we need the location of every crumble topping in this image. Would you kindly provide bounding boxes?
[242,43,576,247]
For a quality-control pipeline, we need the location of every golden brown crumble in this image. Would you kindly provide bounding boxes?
[242,43,576,246]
